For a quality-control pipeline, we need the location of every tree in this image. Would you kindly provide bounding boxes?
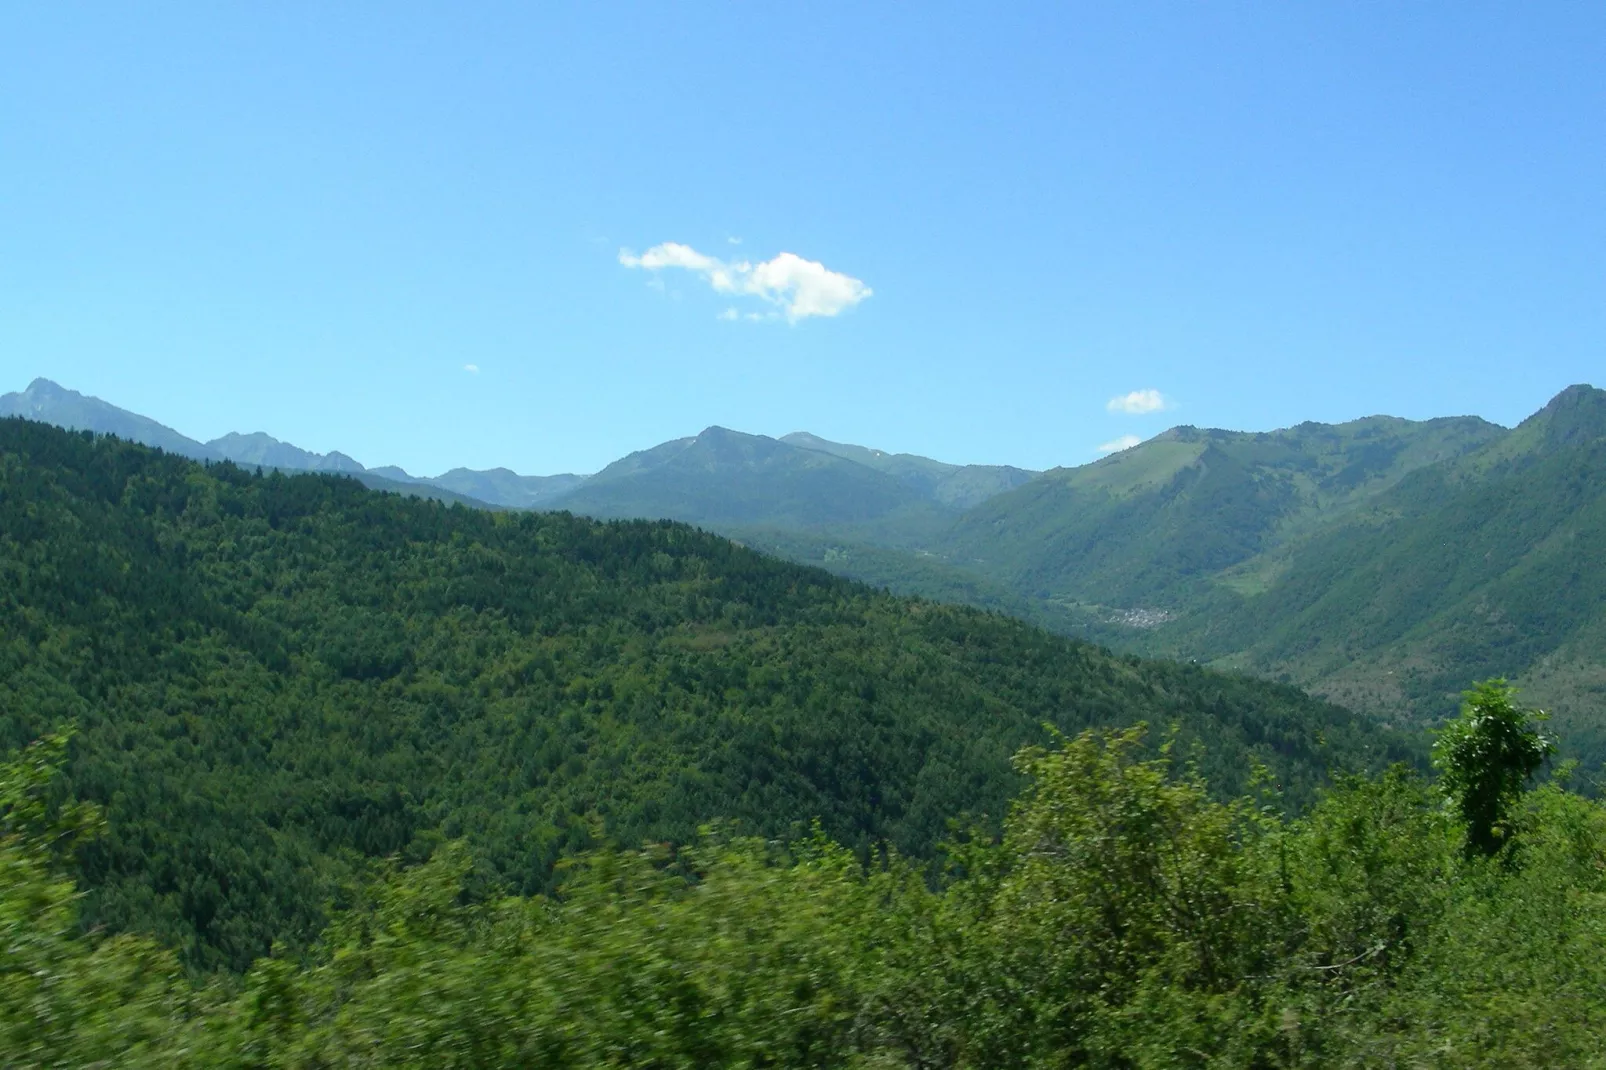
[1432,679,1553,856]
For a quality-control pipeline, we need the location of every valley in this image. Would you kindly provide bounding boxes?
[10,375,1604,777]
[3,392,1602,1064]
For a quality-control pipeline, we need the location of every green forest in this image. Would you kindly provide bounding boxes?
[14,378,1606,773]
[0,420,1405,971]
[8,683,1604,1066]
[763,388,1606,783]
[3,420,1603,1065]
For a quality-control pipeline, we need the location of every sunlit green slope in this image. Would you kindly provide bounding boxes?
[548,425,959,545]
[1152,385,1606,760]
[939,413,1503,613]
[0,418,1407,970]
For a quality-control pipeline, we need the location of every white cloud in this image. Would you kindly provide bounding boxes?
[1106,389,1171,415]
[618,242,723,273]
[716,306,779,323]
[727,236,743,245]
[1096,434,1143,455]
[619,242,872,321]
[463,364,480,374]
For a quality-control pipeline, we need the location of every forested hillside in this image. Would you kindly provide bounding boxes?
[9,685,1604,1066]
[16,376,1604,765]
[0,418,1407,971]
[777,431,1038,509]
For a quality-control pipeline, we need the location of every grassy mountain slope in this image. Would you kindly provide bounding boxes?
[1147,386,1606,762]
[939,414,1505,614]
[765,389,1606,776]
[780,431,1038,509]
[549,426,957,544]
[0,418,1411,970]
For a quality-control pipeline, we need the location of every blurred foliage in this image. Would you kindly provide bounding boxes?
[1434,680,1554,855]
[5,710,1604,1067]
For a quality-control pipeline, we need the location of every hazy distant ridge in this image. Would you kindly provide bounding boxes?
[0,378,582,509]
[1,378,1027,520]
[0,378,221,461]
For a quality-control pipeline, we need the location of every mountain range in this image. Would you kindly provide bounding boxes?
[766,388,1606,767]
[0,379,574,509]
[6,375,1605,774]
[0,377,1044,542]
[0,415,1401,970]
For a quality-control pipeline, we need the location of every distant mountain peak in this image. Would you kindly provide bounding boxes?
[1545,382,1605,404]
[1156,425,1220,444]
[210,431,274,447]
[1519,383,1606,448]
[320,451,364,472]
[1,378,218,460]
[205,430,366,473]
[780,430,1040,509]
[675,426,792,462]
[436,465,519,480]
[1533,383,1606,420]
[14,378,94,410]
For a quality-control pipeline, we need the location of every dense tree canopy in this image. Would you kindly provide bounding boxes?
[0,419,1412,970]
[6,717,1604,1067]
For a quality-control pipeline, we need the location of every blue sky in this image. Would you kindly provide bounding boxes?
[3,4,1602,476]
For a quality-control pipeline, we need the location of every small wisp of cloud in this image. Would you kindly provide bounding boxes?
[619,242,872,323]
[1097,434,1143,455]
[463,364,480,374]
[1106,389,1171,415]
